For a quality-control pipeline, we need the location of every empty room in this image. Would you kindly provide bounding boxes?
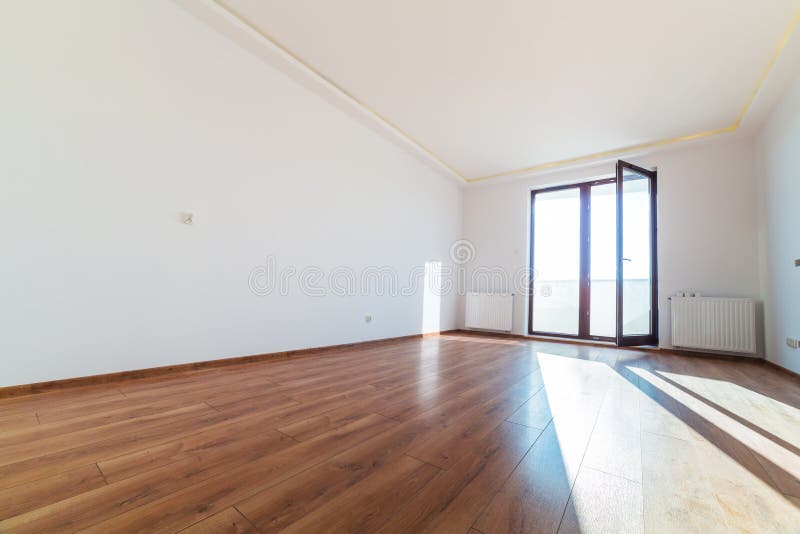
[2,0,800,532]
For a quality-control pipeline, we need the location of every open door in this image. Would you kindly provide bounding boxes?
[616,160,658,346]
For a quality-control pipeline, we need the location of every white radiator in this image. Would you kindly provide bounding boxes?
[465,292,513,332]
[671,297,757,354]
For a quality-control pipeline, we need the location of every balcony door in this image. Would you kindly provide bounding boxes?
[528,160,658,346]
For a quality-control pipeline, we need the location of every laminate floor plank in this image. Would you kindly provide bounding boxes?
[0,387,126,420]
[641,431,730,533]
[280,454,439,534]
[406,374,544,469]
[0,333,797,533]
[505,385,554,430]
[0,403,223,466]
[581,375,643,483]
[0,396,230,449]
[0,431,293,532]
[472,422,586,534]
[35,375,275,423]
[0,463,106,519]
[180,507,258,533]
[690,438,800,532]
[236,394,476,530]
[237,435,432,531]
[80,414,396,533]
[558,467,644,534]
[96,411,298,483]
[0,404,234,489]
[378,421,543,534]
[0,413,39,432]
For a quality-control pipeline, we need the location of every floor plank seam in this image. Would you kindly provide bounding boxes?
[640,428,691,444]
[502,418,547,431]
[746,443,795,495]
[105,457,187,487]
[95,462,109,485]
[375,411,404,423]
[403,452,445,471]
[174,509,219,533]
[233,504,263,534]
[34,412,40,425]
[274,428,300,443]
[582,465,642,486]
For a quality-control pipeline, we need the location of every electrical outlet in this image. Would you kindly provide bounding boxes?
[787,338,799,349]
[365,315,372,323]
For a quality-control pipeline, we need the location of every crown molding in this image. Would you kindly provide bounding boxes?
[186,1,799,185]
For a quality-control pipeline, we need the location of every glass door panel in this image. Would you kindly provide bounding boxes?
[590,183,616,338]
[531,187,581,335]
[621,176,652,335]
[616,160,658,346]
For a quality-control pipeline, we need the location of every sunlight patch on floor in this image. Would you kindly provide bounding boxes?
[633,368,800,502]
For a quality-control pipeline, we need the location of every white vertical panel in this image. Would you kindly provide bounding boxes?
[671,297,756,354]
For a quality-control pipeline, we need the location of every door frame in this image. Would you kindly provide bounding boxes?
[615,160,659,346]
[528,177,617,342]
[527,170,658,346]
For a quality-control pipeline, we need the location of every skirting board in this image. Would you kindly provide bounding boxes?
[0,330,458,399]
[4,329,793,399]
[764,360,800,380]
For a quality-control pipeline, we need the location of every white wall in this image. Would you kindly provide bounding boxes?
[462,136,763,351]
[756,74,800,375]
[0,0,461,387]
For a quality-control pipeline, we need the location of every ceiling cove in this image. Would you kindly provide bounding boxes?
[208,1,800,184]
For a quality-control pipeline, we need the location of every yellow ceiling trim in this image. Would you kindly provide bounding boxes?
[466,125,739,183]
[468,8,800,183]
[211,1,799,184]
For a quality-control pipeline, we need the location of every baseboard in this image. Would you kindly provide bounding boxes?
[763,359,800,379]
[0,330,458,399]
[4,328,787,400]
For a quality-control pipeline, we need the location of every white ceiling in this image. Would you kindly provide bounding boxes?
[215,0,799,181]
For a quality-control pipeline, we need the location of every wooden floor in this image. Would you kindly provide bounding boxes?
[1,334,799,533]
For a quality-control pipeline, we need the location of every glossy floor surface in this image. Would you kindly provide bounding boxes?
[1,333,798,533]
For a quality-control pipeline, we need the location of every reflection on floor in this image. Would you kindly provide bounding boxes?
[0,333,798,532]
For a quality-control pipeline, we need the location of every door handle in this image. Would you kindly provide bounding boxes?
[622,258,632,262]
